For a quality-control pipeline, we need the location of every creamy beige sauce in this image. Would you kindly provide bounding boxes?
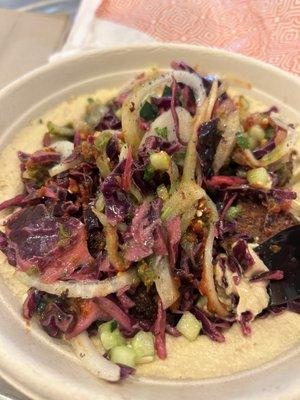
[0,88,299,380]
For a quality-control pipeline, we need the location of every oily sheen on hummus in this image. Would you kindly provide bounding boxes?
[0,88,299,380]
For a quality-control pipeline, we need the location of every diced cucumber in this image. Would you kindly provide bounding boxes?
[99,320,118,334]
[150,151,170,171]
[248,124,265,141]
[110,345,136,367]
[247,167,272,190]
[131,331,155,359]
[248,135,259,150]
[176,311,202,341]
[100,329,125,351]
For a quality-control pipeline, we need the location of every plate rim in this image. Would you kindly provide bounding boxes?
[0,42,299,400]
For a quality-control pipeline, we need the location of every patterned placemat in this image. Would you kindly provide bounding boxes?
[95,0,300,75]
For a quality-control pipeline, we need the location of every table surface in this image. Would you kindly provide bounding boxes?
[0,4,71,398]
[0,0,80,20]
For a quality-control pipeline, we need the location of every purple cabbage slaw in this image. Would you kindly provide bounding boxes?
[0,60,298,378]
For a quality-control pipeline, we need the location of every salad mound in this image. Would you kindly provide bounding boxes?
[0,61,299,382]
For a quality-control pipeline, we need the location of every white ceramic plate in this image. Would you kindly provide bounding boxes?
[0,44,299,400]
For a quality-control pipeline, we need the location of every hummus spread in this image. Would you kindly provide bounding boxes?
[0,88,299,380]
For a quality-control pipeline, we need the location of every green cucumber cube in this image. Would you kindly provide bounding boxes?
[110,346,136,367]
[176,311,202,341]
[100,329,125,351]
[131,331,155,359]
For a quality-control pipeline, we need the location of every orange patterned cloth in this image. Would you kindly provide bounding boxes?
[96,0,300,75]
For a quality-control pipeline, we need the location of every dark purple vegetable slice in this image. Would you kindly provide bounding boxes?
[197,118,221,178]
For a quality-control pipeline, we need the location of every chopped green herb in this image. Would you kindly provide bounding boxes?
[143,164,155,182]
[38,118,43,124]
[37,298,47,314]
[137,261,157,288]
[110,320,118,332]
[154,126,168,139]
[173,150,186,160]
[162,85,172,96]
[87,97,95,104]
[226,205,241,221]
[139,101,158,122]
[36,293,55,315]
[172,150,186,165]
[236,133,250,150]
[47,121,74,138]
[265,126,274,139]
[94,131,112,151]
[99,320,117,334]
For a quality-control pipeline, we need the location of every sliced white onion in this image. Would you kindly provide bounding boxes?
[260,121,297,167]
[213,110,241,174]
[51,140,74,159]
[152,256,179,309]
[182,79,218,184]
[48,159,78,177]
[122,70,206,152]
[15,268,139,298]
[270,113,291,132]
[70,332,120,382]
[140,107,193,147]
[161,181,205,221]
[119,143,129,162]
[238,113,297,169]
[167,160,180,194]
[92,207,107,227]
[181,205,197,233]
[204,79,218,121]
[199,195,229,317]
[172,70,206,106]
